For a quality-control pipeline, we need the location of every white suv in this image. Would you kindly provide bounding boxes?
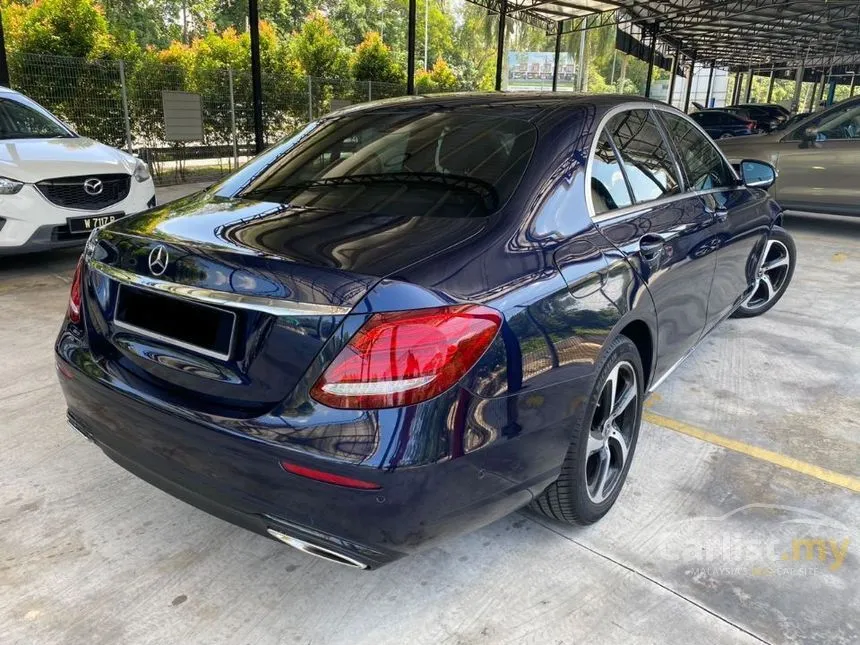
[0,87,156,255]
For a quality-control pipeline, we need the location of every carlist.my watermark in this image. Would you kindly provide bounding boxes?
[652,504,852,577]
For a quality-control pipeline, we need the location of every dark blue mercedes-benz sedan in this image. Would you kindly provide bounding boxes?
[56,94,796,569]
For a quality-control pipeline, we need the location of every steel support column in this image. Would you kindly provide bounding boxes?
[806,77,818,111]
[744,67,753,102]
[826,78,837,106]
[577,24,587,91]
[766,66,775,102]
[495,0,507,92]
[732,71,742,105]
[791,65,804,112]
[644,23,658,98]
[407,0,417,94]
[850,70,857,97]
[667,44,680,106]
[817,74,827,105]
[704,63,715,108]
[249,0,264,153]
[684,54,696,113]
[0,11,9,87]
[552,27,562,92]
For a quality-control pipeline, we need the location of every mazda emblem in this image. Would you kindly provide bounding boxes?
[83,178,104,196]
[148,245,169,276]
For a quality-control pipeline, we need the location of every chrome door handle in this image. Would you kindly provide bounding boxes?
[706,207,729,223]
[638,234,665,261]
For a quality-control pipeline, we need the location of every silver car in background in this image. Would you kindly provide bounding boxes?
[718,96,860,216]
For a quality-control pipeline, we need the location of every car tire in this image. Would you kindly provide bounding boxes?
[531,335,644,525]
[731,226,796,319]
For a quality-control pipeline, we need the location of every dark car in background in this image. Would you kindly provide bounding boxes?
[56,94,795,569]
[691,109,756,138]
[730,103,790,132]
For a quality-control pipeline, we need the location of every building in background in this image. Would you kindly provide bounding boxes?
[507,52,576,90]
[651,67,731,109]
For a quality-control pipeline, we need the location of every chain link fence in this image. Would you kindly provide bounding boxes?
[7,53,406,186]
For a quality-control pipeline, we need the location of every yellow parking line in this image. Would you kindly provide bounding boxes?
[642,411,860,493]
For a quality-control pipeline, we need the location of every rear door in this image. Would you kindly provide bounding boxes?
[774,102,860,215]
[589,108,719,377]
[658,111,772,329]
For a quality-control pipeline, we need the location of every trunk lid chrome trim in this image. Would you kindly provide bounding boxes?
[89,259,352,317]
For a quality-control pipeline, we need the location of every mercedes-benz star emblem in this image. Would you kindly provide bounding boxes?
[83,178,104,196]
[148,245,169,276]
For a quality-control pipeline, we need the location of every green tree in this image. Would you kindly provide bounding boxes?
[100,0,184,49]
[326,0,394,48]
[6,0,115,58]
[351,31,404,84]
[415,57,459,93]
[289,11,349,79]
[212,0,313,36]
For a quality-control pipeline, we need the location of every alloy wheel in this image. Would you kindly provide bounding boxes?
[585,361,638,504]
[743,239,791,310]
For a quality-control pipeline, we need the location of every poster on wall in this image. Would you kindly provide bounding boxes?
[507,52,576,82]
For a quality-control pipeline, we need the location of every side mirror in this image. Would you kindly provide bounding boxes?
[740,159,777,189]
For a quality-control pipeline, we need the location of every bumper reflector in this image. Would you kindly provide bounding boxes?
[280,461,381,490]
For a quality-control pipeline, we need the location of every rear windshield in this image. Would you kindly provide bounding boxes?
[239,112,536,218]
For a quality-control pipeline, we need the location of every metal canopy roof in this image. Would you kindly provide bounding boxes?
[471,1,860,70]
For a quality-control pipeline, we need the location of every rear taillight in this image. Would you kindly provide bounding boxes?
[67,257,84,325]
[310,304,502,409]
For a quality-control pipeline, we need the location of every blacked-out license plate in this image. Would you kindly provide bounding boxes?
[67,213,122,234]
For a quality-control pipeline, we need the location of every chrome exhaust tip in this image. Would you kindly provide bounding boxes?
[266,528,368,569]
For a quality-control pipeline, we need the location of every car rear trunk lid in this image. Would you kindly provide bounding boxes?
[82,194,487,416]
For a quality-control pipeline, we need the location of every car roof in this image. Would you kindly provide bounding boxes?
[329,92,673,123]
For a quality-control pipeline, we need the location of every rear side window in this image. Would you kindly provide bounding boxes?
[604,110,681,203]
[660,113,736,190]
[238,112,536,218]
[693,112,717,125]
[590,132,632,214]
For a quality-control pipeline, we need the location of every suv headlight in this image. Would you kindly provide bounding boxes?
[133,159,151,183]
[0,176,24,194]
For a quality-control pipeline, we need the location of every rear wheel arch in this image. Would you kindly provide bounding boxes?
[617,320,655,390]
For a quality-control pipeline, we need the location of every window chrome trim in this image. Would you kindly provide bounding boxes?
[585,101,743,226]
[89,259,353,317]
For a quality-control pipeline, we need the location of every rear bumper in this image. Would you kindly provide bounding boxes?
[56,335,562,568]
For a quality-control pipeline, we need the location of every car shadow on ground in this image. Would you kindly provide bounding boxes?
[784,211,860,238]
[0,248,81,281]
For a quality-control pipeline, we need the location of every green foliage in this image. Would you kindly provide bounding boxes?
[5,0,115,58]
[102,0,184,50]
[212,0,313,37]
[414,57,459,93]
[289,11,349,79]
[351,32,404,84]
[325,0,397,50]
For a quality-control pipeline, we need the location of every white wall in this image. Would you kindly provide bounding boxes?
[651,67,731,110]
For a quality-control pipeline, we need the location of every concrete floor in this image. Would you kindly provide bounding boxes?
[1,203,858,645]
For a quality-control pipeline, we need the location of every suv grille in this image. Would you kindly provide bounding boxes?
[37,174,131,211]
